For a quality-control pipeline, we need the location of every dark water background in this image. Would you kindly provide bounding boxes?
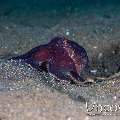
[0,0,120,15]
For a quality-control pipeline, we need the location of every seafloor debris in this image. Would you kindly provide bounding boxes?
[86,71,120,95]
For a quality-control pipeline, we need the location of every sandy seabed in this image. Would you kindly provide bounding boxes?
[0,4,120,120]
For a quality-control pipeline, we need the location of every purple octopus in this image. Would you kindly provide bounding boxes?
[10,37,89,83]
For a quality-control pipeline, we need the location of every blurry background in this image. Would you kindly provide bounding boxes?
[0,1,120,119]
[0,0,120,76]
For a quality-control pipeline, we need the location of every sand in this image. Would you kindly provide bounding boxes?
[0,3,120,120]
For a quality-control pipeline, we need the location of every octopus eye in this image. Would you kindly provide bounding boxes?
[39,61,48,72]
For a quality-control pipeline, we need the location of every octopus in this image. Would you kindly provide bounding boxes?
[10,37,89,84]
